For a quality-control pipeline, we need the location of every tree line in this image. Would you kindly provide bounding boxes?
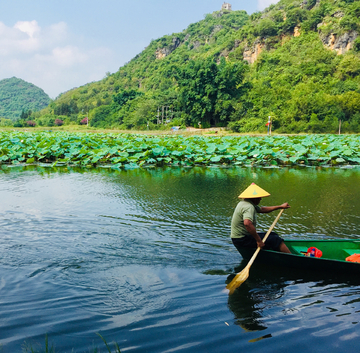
[4,0,360,133]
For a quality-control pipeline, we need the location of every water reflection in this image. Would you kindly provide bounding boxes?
[226,260,360,345]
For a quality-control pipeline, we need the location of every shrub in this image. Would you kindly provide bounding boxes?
[348,113,360,132]
[306,114,326,133]
[34,114,56,127]
[90,105,112,128]
[340,15,358,31]
[54,119,64,126]
[26,120,36,127]
[0,118,14,127]
[257,19,278,37]
[13,122,23,128]
[228,118,263,133]
[80,117,88,125]
[353,37,360,52]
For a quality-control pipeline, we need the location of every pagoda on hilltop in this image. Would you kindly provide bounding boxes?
[221,2,232,11]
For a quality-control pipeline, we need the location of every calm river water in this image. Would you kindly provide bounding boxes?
[0,165,360,352]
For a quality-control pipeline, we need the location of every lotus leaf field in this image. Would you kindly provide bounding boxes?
[0,131,359,169]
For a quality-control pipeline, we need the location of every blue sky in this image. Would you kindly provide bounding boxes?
[0,0,279,98]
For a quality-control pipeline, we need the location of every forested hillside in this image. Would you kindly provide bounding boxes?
[0,77,50,122]
[34,0,360,133]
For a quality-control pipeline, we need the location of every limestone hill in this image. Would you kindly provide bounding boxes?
[38,0,360,133]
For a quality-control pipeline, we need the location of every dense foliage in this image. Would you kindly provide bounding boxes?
[0,131,359,168]
[0,77,50,121]
[20,0,360,133]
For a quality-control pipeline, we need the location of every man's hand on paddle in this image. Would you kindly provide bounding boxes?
[260,203,291,213]
[280,202,290,209]
[256,240,265,249]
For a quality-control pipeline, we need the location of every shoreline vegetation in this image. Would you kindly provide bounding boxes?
[0,130,359,169]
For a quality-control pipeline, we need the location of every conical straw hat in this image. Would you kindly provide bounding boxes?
[238,183,270,198]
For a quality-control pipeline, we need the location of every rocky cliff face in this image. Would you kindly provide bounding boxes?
[243,39,264,64]
[320,30,358,55]
[242,28,358,64]
[240,0,359,64]
[156,37,181,59]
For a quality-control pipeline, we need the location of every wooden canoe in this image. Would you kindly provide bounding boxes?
[236,239,360,274]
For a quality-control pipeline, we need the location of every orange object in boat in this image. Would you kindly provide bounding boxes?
[346,253,360,263]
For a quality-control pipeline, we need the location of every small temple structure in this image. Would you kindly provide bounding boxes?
[221,2,232,11]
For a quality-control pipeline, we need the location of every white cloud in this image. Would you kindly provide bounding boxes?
[257,0,280,10]
[46,46,88,67]
[0,20,115,98]
[14,20,40,38]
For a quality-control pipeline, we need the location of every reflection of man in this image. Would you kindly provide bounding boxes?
[227,263,286,333]
[231,183,291,254]
[227,282,268,332]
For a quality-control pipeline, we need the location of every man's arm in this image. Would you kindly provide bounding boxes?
[259,203,290,214]
[244,219,265,249]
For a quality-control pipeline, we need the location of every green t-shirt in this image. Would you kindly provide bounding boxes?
[231,200,261,239]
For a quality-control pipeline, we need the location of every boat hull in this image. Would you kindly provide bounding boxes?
[237,239,360,274]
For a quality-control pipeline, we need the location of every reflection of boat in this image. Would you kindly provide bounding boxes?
[236,239,360,273]
[226,256,360,336]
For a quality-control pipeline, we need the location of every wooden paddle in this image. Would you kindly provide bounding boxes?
[226,209,285,295]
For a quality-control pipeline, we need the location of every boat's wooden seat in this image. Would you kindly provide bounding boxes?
[343,249,360,256]
[290,246,309,254]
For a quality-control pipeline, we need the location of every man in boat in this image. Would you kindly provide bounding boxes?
[231,183,291,254]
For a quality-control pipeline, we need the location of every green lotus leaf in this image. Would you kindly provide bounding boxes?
[118,152,129,158]
[124,162,139,169]
[329,151,340,158]
[152,147,164,156]
[111,163,123,169]
[223,155,234,160]
[210,156,222,162]
[343,149,353,156]
[307,154,321,160]
[171,150,183,157]
[217,145,228,153]
[236,155,248,161]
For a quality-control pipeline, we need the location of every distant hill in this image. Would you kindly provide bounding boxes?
[0,77,50,120]
[38,0,360,133]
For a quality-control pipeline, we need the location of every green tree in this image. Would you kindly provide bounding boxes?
[257,19,278,37]
[90,105,112,128]
[113,89,143,107]
[175,57,248,127]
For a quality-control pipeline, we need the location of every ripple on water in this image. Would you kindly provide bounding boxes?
[0,166,360,352]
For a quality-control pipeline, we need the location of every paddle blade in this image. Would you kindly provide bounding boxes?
[226,267,249,295]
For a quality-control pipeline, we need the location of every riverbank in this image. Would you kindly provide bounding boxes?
[0,125,231,136]
[2,125,359,138]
